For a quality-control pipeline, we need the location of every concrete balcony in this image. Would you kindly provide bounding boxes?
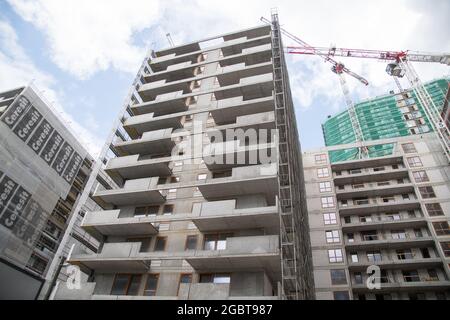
[191,199,279,232]
[130,90,188,116]
[105,155,172,185]
[122,112,182,139]
[51,281,96,300]
[91,295,178,300]
[333,168,409,186]
[214,73,273,100]
[336,183,415,200]
[81,210,158,240]
[207,111,275,142]
[331,155,404,172]
[68,242,151,272]
[215,61,273,87]
[145,43,272,84]
[338,199,421,216]
[132,74,273,117]
[210,95,274,125]
[138,79,192,102]
[351,280,450,293]
[141,61,272,103]
[203,140,277,171]
[348,258,442,271]
[185,235,281,280]
[149,33,271,72]
[177,283,278,300]
[197,163,278,203]
[92,177,165,207]
[220,34,271,57]
[341,217,427,232]
[178,283,230,300]
[113,128,175,157]
[344,236,434,250]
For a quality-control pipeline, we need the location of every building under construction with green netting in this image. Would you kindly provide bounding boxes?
[322,77,450,162]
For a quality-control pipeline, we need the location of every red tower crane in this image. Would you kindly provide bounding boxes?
[287,45,450,162]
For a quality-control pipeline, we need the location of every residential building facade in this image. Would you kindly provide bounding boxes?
[304,133,450,300]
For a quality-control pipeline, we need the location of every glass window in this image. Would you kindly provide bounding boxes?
[178,274,192,295]
[326,230,340,243]
[321,196,335,208]
[111,274,141,296]
[402,143,417,153]
[163,204,174,215]
[396,249,413,260]
[427,269,439,281]
[315,154,327,164]
[199,273,230,284]
[134,205,159,217]
[440,242,450,257]
[328,249,343,263]
[412,170,429,183]
[403,270,420,282]
[319,181,332,193]
[154,237,167,251]
[203,233,232,250]
[330,269,347,285]
[361,230,378,241]
[185,235,198,250]
[414,228,423,238]
[144,274,159,296]
[111,274,130,295]
[425,203,444,216]
[419,186,436,199]
[432,221,450,236]
[354,272,363,284]
[323,213,337,225]
[407,156,423,168]
[317,167,330,178]
[367,251,382,262]
[391,230,407,239]
[350,252,358,263]
[333,291,350,300]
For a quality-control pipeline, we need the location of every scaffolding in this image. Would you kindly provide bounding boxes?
[270,11,315,300]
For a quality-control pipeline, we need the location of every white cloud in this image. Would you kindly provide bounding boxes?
[7,0,163,79]
[0,19,102,157]
[3,0,449,149]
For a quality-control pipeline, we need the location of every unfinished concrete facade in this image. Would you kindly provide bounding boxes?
[304,133,450,300]
[58,20,314,300]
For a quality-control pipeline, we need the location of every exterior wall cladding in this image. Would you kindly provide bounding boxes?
[0,85,99,299]
[58,23,315,300]
[303,134,450,300]
[322,78,450,162]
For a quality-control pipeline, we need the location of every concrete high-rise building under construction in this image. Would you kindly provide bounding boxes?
[56,15,315,300]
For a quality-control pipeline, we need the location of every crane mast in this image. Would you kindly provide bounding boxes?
[261,17,370,158]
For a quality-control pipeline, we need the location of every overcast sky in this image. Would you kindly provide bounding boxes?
[1,0,449,157]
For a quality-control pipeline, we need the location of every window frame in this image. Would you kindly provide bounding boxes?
[110,273,142,296]
[185,235,198,250]
[323,213,337,225]
[328,249,343,263]
[317,167,330,178]
[143,274,159,296]
[154,236,167,251]
[319,181,332,193]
